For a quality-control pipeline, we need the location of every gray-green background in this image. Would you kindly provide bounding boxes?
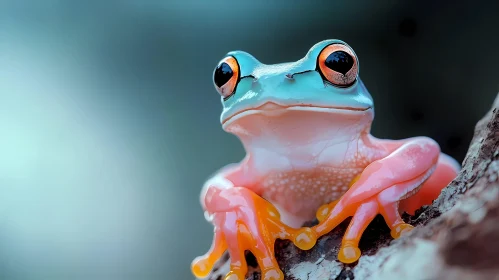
[0,1,498,279]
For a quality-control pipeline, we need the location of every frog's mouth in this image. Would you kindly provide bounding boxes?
[222,102,372,127]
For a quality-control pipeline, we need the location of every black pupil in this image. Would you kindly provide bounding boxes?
[214,62,234,88]
[324,51,354,75]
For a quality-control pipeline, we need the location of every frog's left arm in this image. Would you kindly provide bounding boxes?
[300,136,460,263]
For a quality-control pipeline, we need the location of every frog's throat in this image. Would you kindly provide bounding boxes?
[223,105,374,152]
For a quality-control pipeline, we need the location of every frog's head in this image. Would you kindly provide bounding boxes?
[213,40,374,146]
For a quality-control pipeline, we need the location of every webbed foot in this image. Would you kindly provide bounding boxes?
[192,187,309,280]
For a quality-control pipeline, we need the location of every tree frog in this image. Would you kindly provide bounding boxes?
[191,39,460,280]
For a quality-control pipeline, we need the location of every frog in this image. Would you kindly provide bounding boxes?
[191,39,460,280]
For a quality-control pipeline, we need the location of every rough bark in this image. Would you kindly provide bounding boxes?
[203,93,499,280]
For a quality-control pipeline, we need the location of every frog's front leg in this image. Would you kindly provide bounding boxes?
[298,137,459,263]
[191,164,306,280]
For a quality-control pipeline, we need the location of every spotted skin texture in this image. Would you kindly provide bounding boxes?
[260,139,388,227]
[261,167,361,218]
[191,40,461,280]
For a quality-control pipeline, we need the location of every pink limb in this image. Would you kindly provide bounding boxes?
[338,199,379,263]
[310,137,461,265]
[400,153,461,215]
[192,161,301,280]
[223,212,249,280]
[376,170,435,239]
[341,137,441,206]
[314,137,441,236]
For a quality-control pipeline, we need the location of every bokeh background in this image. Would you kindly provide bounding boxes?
[1,1,498,279]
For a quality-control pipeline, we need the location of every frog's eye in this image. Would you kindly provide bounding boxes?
[317,43,358,87]
[213,56,240,99]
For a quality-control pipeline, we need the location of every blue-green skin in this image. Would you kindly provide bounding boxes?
[218,39,374,126]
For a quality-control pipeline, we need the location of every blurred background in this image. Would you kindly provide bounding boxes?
[0,1,498,279]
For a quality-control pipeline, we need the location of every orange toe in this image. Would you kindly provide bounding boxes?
[224,270,246,280]
[191,256,214,278]
[293,227,317,250]
[316,204,330,223]
[316,200,339,223]
[338,242,361,264]
[261,268,284,280]
[390,223,414,239]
